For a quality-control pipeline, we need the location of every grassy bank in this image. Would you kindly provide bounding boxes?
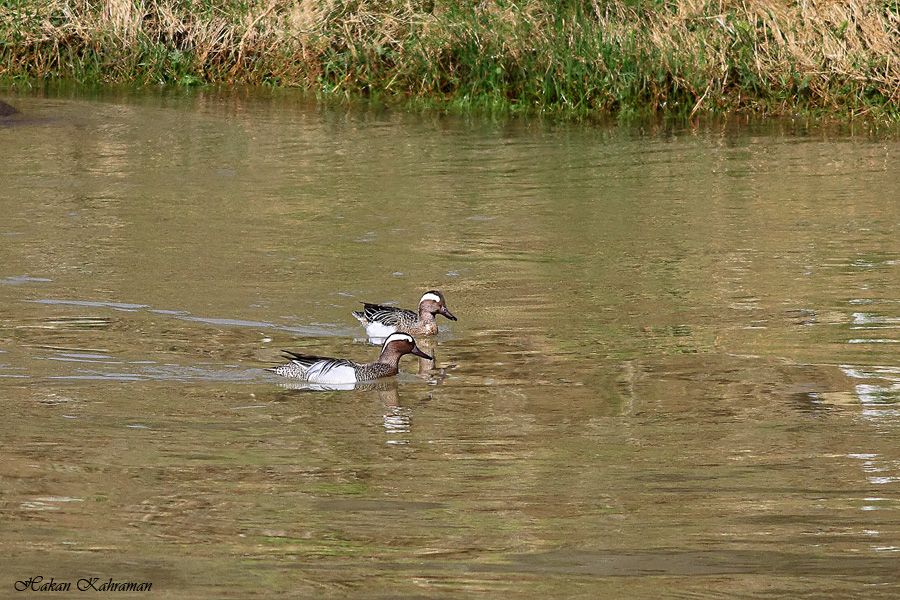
[1,0,898,120]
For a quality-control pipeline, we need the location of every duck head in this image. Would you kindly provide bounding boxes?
[418,290,457,321]
[379,332,433,363]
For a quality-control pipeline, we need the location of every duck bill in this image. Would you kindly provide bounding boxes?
[439,307,458,321]
[411,346,433,360]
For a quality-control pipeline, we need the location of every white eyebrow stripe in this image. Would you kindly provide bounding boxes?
[420,293,441,304]
[383,332,414,346]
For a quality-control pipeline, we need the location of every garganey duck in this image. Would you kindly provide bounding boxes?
[352,290,457,338]
[268,332,432,384]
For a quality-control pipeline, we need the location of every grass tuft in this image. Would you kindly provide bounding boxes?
[1,0,897,120]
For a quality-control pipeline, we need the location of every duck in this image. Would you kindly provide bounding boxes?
[352,290,457,338]
[268,332,432,384]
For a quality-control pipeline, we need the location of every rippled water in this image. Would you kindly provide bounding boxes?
[1,88,898,597]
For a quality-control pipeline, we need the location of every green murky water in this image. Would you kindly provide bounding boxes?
[1,89,899,598]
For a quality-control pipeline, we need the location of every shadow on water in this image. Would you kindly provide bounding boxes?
[0,99,19,116]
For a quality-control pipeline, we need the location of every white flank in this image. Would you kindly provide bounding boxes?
[304,363,357,384]
[365,321,398,338]
[420,292,441,304]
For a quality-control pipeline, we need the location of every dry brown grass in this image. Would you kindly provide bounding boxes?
[1,0,897,118]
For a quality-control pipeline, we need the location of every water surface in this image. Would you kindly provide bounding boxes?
[1,89,899,598]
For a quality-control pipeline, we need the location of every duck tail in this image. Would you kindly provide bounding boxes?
[351,310,367,324]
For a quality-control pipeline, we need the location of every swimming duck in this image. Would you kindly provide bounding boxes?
[268,332,432,384]
[352,290,457,338]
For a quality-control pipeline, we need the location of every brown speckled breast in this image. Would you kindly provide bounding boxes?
[401,320,437,336]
